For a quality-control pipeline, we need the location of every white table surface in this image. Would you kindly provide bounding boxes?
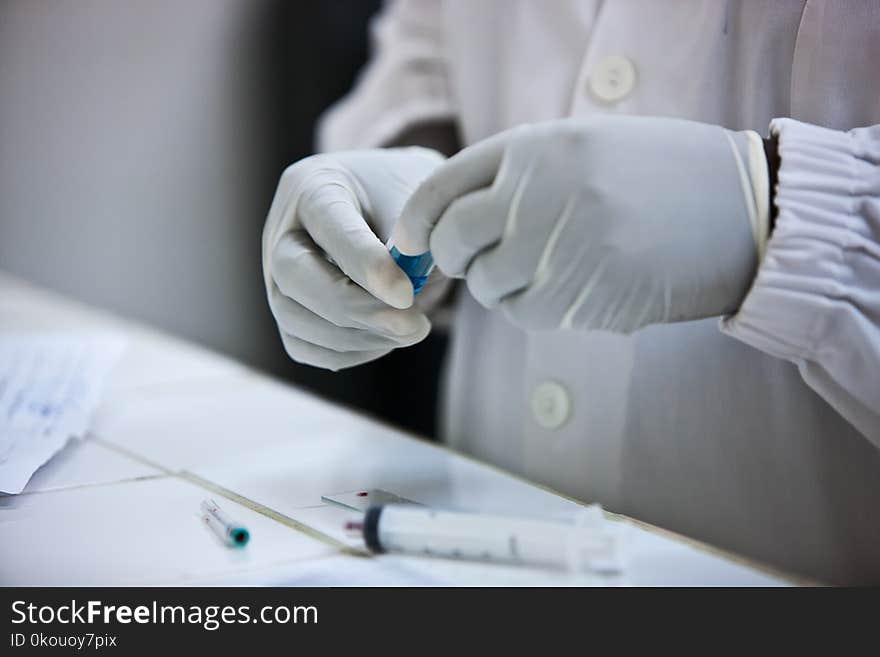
[0,272,789,586]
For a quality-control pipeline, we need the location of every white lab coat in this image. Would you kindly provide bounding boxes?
[318,0,880,583]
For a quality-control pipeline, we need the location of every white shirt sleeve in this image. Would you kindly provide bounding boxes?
[316,0,455,152]
[722,118,880,446]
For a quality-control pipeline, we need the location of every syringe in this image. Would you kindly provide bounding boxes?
[346,504,622,574]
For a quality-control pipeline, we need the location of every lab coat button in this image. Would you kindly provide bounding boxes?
[531,381,571,430]
[589,55,636,102]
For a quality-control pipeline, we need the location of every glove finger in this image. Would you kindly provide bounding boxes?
[463,188,564,308]
[279,331,390,372]
[465,241,535,310]
[298,178,413,309]
[413,269,454,313]
[429,188,505,278]
[394,131,508,254]
[272,231,428,338]
[269,288,430,352]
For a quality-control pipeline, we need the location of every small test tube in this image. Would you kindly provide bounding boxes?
[200,499,250,548]
[387,221,434,295]
[387,243,434,295]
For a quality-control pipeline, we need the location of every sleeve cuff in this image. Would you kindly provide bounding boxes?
[720,118,880,410]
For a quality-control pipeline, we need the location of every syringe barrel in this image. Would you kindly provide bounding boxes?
[367,505,615,571]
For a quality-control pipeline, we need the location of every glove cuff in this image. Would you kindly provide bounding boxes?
[724,129,770,262]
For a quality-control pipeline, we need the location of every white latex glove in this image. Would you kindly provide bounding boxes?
[396,116,769,333]
[263,147,444,370]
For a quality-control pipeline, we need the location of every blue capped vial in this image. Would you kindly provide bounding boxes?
[388,244,434,295]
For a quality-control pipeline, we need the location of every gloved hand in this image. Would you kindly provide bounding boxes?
[397,116,769,333]
[262,147,444,370]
